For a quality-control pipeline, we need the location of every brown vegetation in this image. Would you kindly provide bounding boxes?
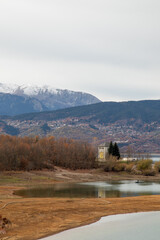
[1,168,160,239]
[154,161,160,172]
[104,158,158,176]
[1,196,160,240]
[0,135,96,171]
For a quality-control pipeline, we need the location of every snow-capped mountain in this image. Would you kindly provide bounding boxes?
[0,83,59,95]
[0,83,101,115]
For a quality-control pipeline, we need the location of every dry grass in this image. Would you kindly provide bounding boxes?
[1,169,160,239]
[0,195,160,239]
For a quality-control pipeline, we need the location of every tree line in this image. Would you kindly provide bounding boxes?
[0,135,96,171]
[108,141,120,159]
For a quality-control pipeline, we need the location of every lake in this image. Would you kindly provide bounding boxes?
[122,154,160,162]
[151,154,160,162]
[142,154,160,162]
[14,180,160,198]
[41,211,160,240]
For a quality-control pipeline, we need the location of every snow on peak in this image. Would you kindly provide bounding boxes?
[18,84,58,96]
[0,83,19,94]
[0,83,59,96]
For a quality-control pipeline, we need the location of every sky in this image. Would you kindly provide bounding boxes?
[0,0,160,101]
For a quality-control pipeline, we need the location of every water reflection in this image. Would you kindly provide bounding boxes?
[14,180,160,198]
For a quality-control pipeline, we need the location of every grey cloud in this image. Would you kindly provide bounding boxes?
[0,0,160,101]
[1,0,160,67]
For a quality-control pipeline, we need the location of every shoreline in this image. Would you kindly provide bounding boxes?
[1,169,160,239]
[40,211,160,240]
[1,195,160,240]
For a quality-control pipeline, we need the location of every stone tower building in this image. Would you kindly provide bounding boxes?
[97,142,109,163]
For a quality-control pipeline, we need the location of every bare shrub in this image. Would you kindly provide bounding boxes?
[104,156,117,172]
[143,169,156,176]
[125,163,134,173]
[113,163,126,172]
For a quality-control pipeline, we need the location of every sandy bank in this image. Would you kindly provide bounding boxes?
[41,211,160,240]
[1,195,160,240]
[1,169,160,239]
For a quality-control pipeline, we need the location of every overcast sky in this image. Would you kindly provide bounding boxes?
[0,0,160,101]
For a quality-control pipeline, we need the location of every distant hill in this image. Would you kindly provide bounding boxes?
[0,93,47,115]
[0,100,160,153]
[0,120,19,135]
[11,100,160,123]
[0,83,101,115]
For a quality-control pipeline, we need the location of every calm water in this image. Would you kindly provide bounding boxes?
[143,155,160,162]
[14,180,160,198]
[122,154,160,162]
[152,156,160,162]
[41,211,160,240]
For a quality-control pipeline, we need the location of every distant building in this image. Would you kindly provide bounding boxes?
[97,142,109,163]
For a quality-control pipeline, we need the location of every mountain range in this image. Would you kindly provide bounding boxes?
[10,100,160,123]
[0,83,101,115]
[0,99,160,153]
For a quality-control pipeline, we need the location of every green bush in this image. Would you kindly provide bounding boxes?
[154,161,160,172]
[137,159,153,171]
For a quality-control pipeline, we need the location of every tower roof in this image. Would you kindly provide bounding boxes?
[98,142,109,147]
